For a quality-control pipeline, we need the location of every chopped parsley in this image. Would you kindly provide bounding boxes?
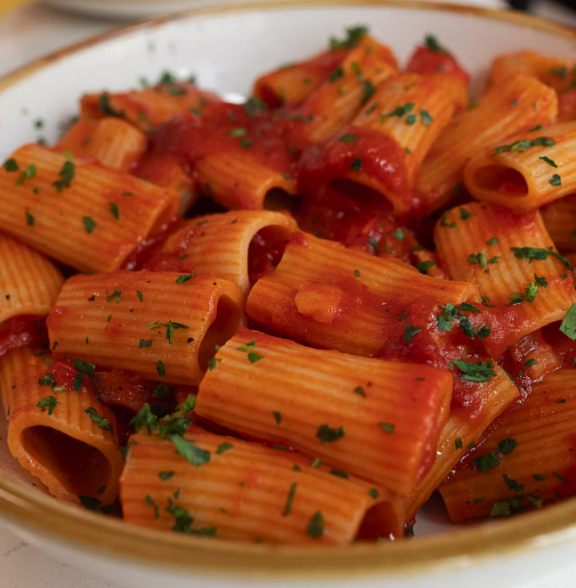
[549,174,562,186]
[54,160,75,191]
[36,395,59,415]
[353,385,366,397]
[503,474,524,492]
[449,359,496,383]
[175,274,196,284]
[329,25,368,50]
[486,238,499,246]
[159,471,175,481]
[540,156,557,168]
[403,323,420,344]
[146,320,189,345]
[492,137,555,156]
[282,482,297,516]
[156,360,166,376]
[109,202,119,219]
[350,157,362,170]
[460,208,472,220]
[339,133,357,143]
[307,511,325,539]
[499,437,518,455]
[85,407,114,433]
[455,438,463,449]
[3,158,19,172]
[420,109,433,127]
[510,246,573,271]
[560,304,576,340]
[473,450,500,472]
[107,290,122,303]
[83,217,96,234]
[74,359,95,375]
[416,260,436,275]
[379,422,395,434]
[216,442,233,455]
[272,411,282,424]
[316,424,345,444]
[424,34,448,54]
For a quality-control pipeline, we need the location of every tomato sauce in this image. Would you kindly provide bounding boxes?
[297,125,413,214]
[407,46,469,81]
[0,316,48,357]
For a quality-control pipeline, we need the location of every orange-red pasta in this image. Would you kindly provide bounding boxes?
[47,271,245,386]
[464,121,576,211]
[439,369,576,522]
[56,117,147,172]
[298,73,454,216]
[81,84,221,130]
[0,232,63,324]
[132,153,196,214]
[434,202,576,356]
[489,51,576,94]
[0,346,123,506]
[194,151,297,210]
[294,36,397,144]
[0,144,179,272]
[246,231,480,360]
[402,365,519,523]
[121,427,405,544]
[541,194,576,251]
[154,211,297,297]
[416,74,557,215]
[195,328,453,495]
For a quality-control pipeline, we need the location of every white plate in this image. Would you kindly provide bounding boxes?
[43,0,505,20]
[2,3,576,588]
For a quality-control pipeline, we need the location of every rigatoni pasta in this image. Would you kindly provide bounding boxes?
[121,427,405,544]
[151,210,297,297]
[3,27,576,545]
[463,122,576,210]
[0,144,179,272]
[0,232,63,324]
[0,346,124,506]
[439,369,576,522]
[416,74,557,214]
[195,328,453,495]
[246,231,480,360]
[56,117,147,172]
[47,271,245,385]
[434,202,576,355]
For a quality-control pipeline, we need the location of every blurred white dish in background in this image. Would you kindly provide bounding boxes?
[43,0,505,20]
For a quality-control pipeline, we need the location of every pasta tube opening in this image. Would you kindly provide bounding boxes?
[471,165,529,198]
[21,426,111,498]
[198,294,244,372]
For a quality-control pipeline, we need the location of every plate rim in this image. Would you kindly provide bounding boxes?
[2,0,576,579]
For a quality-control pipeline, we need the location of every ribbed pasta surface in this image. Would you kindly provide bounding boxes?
[121,427,405,544]
[47,271,245,385]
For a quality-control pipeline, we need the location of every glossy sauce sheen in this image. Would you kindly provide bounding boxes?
[0,316,48,357]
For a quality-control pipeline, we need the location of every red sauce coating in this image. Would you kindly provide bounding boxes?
[297,125,413,214]
[558,88,576,123]
[407,46,469,81]
[93,370,176,415]
[148,105,301,181]
[248,228,288,285]
[0,316,48,357]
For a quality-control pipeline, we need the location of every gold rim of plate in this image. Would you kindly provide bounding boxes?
[1,0,576,578]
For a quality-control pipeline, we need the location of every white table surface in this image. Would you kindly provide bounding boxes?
[2,2,576,587]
